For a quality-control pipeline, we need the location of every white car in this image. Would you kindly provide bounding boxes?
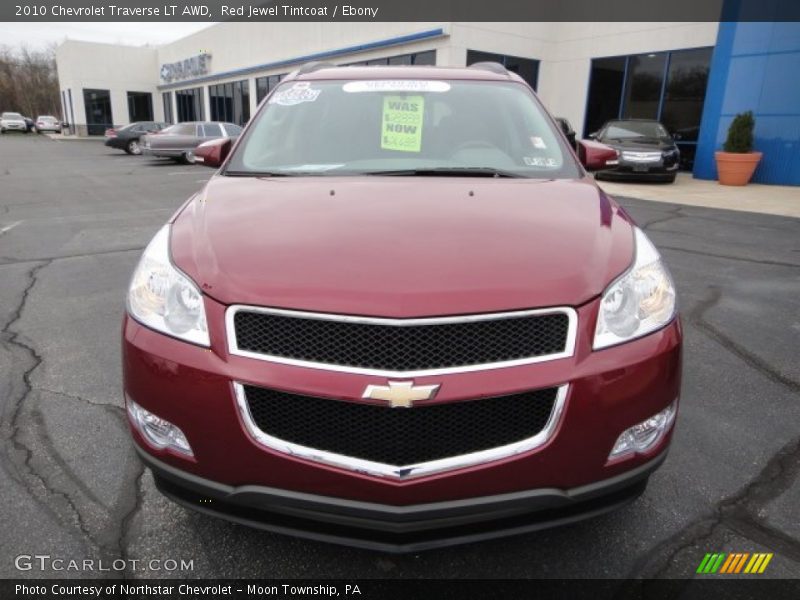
[0,112,28,133]
[35,115,62,133]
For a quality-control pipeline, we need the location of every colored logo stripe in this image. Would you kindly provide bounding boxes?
[697,552,773,574]
[744,553,773,574]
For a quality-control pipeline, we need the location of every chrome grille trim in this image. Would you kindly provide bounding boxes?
[225,305,578,377]
[233,382,569,480]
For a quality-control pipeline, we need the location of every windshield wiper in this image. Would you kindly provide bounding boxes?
[367,167,527,178]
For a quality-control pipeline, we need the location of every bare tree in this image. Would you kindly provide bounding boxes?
[0,44,61,118]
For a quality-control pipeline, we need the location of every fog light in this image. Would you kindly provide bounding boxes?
[127,398,193,456]
[609,401,676,459]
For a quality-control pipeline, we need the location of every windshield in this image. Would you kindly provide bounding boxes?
[226,79,579,178]
[3,112,23,119]
[603,121,670,140]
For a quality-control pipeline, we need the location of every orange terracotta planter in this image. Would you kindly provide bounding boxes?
[715,151,762,186]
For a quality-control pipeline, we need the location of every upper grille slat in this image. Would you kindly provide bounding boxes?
[231,308,572,373]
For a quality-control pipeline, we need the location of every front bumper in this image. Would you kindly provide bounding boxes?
[596,158,679,181]
[123,295,681,547]
[140,444,664,552]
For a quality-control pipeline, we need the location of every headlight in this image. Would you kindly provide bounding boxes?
[127,225,209,346]
[593,228,676,349]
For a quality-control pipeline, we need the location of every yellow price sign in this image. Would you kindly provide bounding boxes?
[381,95,424,152]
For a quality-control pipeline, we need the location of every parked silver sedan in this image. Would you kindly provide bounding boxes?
[141,121,242,164]
[35,115,62,133]
[0,112,28,133]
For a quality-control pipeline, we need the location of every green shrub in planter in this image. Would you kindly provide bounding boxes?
[723,111,754,153]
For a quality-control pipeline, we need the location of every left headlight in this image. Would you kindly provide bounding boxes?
[127,225,209,346]
[593,227,676,350]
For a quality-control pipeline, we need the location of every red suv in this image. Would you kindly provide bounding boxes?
[123,63,681,551]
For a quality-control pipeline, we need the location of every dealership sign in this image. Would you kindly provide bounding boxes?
[160,53,212,83]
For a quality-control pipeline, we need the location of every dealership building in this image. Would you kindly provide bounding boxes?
[55,20,799,184]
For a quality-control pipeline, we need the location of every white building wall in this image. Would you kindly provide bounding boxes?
[55,21,718,137]
[56,41,160,133]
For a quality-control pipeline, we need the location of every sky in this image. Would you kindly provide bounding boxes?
[0,22,214,51]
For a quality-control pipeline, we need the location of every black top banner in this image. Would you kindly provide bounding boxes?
[3,0,800,22]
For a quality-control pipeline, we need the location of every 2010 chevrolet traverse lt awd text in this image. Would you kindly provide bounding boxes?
[123,63,681,552]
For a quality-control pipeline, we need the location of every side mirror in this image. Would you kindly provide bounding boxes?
[195,137,232,168]
[576,139,618,171]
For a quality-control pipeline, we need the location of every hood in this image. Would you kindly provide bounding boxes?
[170,176,635,316]
[604,137,674,152]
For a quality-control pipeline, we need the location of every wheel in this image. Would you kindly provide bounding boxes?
[126,139,142,155]
[665,173,677,184]
[182,150,195,165]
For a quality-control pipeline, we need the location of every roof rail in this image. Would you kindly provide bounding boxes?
[467,62,509,76]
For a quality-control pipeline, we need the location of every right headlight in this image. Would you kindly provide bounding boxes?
[593,227,676,350]
[127,225,209,346]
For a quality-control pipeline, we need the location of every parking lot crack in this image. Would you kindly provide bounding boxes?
[658,245,800,269]
[0,259,103,550]
[0,245,145,267]
[640,206,686,231]
[689,286,800,393]
[117,460,147,576]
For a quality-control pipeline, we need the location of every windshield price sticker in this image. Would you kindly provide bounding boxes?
[269,82,321,106]
[381,96,425,153]
[345,80,450,93]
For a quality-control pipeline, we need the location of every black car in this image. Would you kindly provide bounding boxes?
[591,119,680,183]
[555,117,577,150]
[105,121,169,155]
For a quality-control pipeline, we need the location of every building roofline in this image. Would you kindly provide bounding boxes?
[157,27,446,90]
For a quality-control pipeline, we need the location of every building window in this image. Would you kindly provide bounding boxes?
[660,48,714,143]
[175,87,204,122]
[127,91,153,123]
[343,50,437,68]
[466,50,539,89]
[209,79,250,126]
[83,88,113,136]
[584,57,627,139]
[162,91,174,124]
[584,47,712,168]
[622,53,668,120]
[255,73,285,104]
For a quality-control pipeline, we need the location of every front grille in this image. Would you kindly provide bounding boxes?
[231,308,571,373]
[242,384,559,467]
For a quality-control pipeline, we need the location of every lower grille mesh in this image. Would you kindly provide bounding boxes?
[243,384,558,467]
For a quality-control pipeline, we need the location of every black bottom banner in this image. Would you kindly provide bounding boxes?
[3,579,800,600]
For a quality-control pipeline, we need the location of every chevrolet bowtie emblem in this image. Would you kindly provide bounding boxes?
[362,381,440,408]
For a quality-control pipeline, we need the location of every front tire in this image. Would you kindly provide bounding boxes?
[126,139,142,155]
[182,150,195,165]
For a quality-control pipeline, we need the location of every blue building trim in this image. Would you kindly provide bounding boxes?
[693,22,736,181]
[694,7,800,185]
[157,28,446,91]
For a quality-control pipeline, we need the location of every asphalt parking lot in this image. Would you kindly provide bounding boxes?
[1,134,799,580]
